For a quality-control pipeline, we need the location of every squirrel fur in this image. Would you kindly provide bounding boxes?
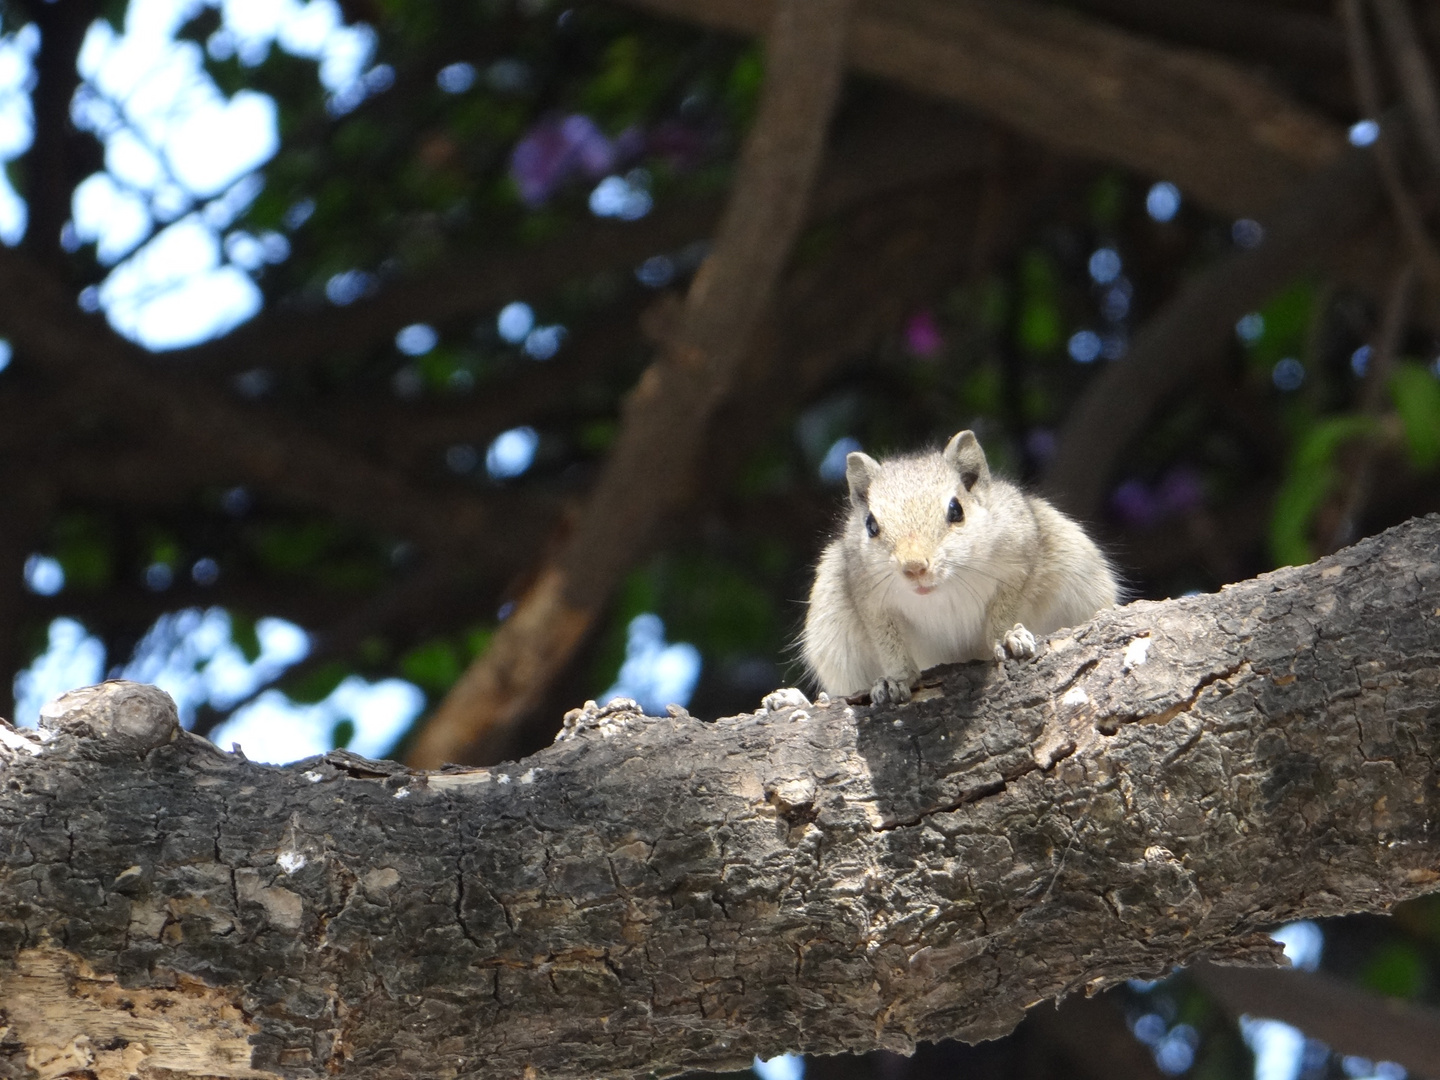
[801,430,1118,705]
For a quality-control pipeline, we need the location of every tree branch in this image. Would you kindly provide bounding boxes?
[1041,144,1386,520]
[163,92,987,381]
[406,0,856,768]
[2,514,1437,1080]
[611,0,1346,218]
[1192,961,1440,1079]
[0,248,533,567]
[1340,0,1440,301]
[19,0,98,270]
[1063,0,1347,75]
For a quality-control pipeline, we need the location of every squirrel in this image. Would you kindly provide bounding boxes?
[801,430,1118,705]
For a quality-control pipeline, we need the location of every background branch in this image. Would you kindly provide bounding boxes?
[407,0,857,768]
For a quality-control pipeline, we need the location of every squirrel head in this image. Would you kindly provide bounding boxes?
[844,430,994,594]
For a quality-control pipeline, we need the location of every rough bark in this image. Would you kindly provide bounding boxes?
[2,514,1438,1080]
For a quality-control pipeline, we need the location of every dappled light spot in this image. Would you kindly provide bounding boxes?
[1343,1058,1406,1080]
[144,563,174,591]
[209,676,421,763]
[1068,329,1101,363]
[23,555,64,596]
[1351,345,1372,378]
[486,426,539,479]
[497,301,535,343]
[1146,181,1181,222]
[636,254,675,288]
[1102,278,1132,322]
[325,268,376,305]
[1236,312,1265,343]
[437,61,477,94]
[523,324,565,359]
[0,23,37,245]
[1240,1017,1306,1080]
[396,322,438,355]
[1088,246,1121,285]
[602,613,701,715]
[818,436,860,484]
[509,113,642,206]
[191,557,220,586]
[1025,428,1057,465]
[753,1054,804,1080]
[1232,218,1264,250]
[1270,920,1322,971]
[487,58,533,95]
[221,486,251,516]
[72,173,151,264]
[0,338,10,372]
[285,197,316,229]
[223,230,265,270]
[589,171,653,220]
[12,619,105,727]
[1348,119,1380,147]
[235,367,274,398]
[1272,357,1305,392]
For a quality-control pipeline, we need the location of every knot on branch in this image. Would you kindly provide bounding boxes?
[38,680,180,757]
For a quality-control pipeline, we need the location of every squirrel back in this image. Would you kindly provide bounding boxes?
[801,430,1117,703]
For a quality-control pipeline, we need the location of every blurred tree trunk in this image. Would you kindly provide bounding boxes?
[1,515,1437,1080]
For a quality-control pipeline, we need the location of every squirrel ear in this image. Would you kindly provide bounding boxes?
[943,430,990,491]
[845,452,880,503]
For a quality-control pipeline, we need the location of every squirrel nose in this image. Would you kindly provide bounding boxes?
[901,559,929,580]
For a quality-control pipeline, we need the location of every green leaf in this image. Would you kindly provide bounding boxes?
[286,661,349,705]
[465,627,494,659]
[251,521,338,574]
[400,639,464,693]
[1362,942,1426,999]
[231,614,263,663]
[52,514,112,591]
[1269,414,1374,567]
[330,718,356,750]
[1389,362,1440,469]
[1243,279,1315,371]
[1018,250,1061,356]
[1088,173,1125,230]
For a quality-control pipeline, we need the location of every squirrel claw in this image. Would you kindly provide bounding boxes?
[994,623,1038,662]
[870,676,912,706]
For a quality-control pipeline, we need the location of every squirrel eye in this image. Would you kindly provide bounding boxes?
[947,497,964,524]
[864,512,880,538]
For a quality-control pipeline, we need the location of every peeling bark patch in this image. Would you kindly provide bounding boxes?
[0,944,275,1080]
[234,869,304,930]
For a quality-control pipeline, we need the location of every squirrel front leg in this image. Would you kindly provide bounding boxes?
[867,616,919,705]
[984,586,1037,662]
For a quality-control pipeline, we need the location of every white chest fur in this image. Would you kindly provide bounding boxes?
[886,571,997,667]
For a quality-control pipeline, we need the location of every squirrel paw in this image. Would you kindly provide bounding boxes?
[763,687,811,712]
[993,623,1038,662]
[869,676,912,706]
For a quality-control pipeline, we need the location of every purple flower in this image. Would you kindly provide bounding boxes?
[510,114,624,207]
[904,309,944,358]
[646,119,712,171]
[1110,479,1159,529]
[1157,466,1204,516]
[1025,428,1057,465]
